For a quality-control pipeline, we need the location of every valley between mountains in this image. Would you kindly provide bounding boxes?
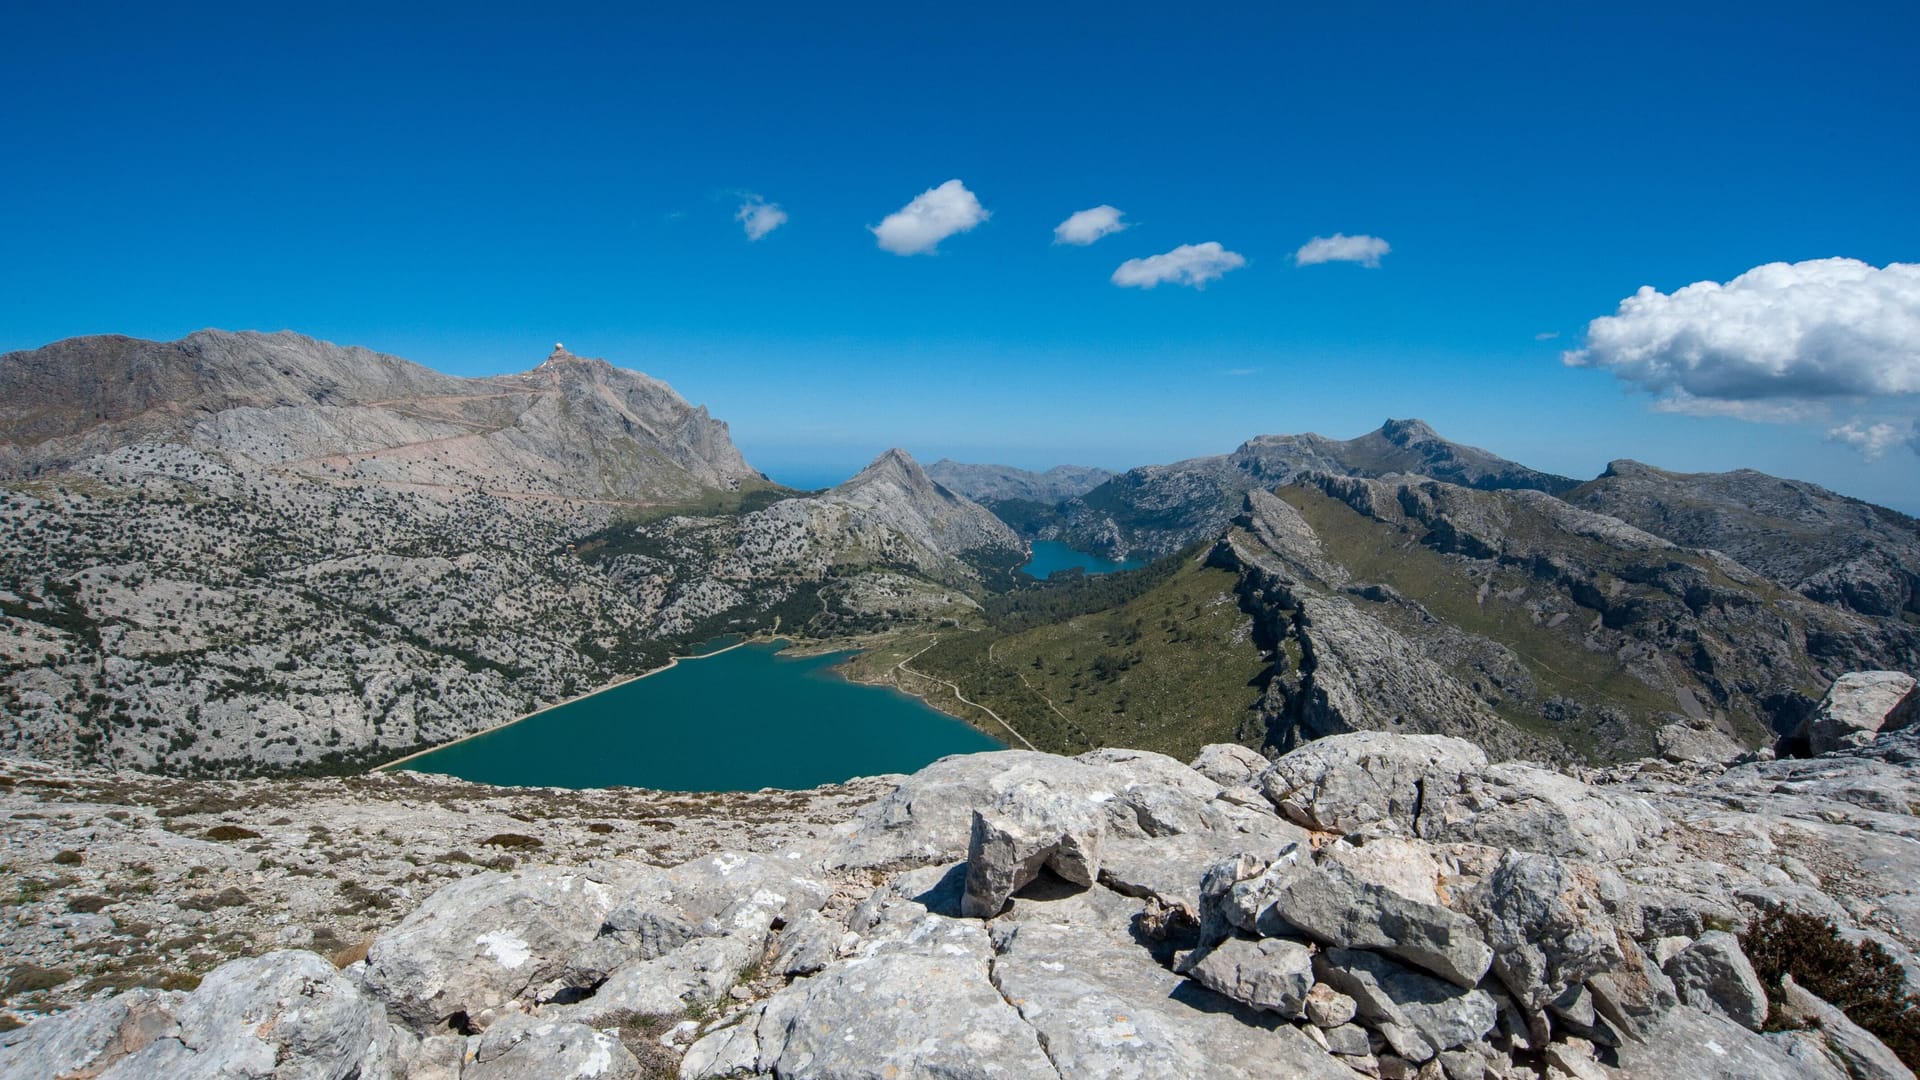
[2,330,1916,777]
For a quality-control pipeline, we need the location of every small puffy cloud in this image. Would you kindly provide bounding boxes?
[1295,233,1390,268]
[1112,242,1246,289]
[1827,420,1906,460]
[871,179,989,255]
[1053,205,1128,246]
[1564,259,1920,408]
[735,195,787,241]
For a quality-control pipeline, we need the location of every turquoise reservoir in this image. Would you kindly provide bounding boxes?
[1020,540,1146,578]
[393,641,1000,790]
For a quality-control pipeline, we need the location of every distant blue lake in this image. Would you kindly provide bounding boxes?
[393,641,1000,790]
[1021,540,1146,579]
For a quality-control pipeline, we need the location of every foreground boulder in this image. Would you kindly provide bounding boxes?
[1801,671,1919,756]
[363,864,642,1031]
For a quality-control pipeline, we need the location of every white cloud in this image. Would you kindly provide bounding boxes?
[1827,420,1907,460]
[1294,233,1390,268]
[1053,205,1128,246]
[1534,331,1560,341]
[1564,259,1920,409]
[871,179,989,255]
[1111,242,1246,289]
[735,196,787,241]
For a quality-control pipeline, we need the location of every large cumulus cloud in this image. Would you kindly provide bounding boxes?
[1563,258,1920,404]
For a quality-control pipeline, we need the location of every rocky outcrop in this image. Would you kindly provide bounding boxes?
[1785,670,1919,756]
[11,723,1916,1078]
[1210,470,1917,763]
[1567,459,1920,621]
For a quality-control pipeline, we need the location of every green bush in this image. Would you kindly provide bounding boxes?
[1742,907,1919,1067]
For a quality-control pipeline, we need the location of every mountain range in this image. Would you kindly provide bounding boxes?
[1,329,1915,776]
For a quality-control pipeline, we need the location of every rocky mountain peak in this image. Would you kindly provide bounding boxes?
[0,329,759,500]
[1599,459,1661,479]
[815,446,1022,563]
[841,447,931,490]
[1378,417,1440,445]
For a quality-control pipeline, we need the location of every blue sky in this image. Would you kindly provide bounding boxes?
[3,4,1918,509]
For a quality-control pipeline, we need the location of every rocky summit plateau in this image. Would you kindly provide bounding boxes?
[1,676,1916,1079]
[1,329,1918,1078]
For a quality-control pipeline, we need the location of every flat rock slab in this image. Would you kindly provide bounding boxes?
[751,914,1057,1078]
[990,920,1351,1080]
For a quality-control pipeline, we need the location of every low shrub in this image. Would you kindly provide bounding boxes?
[330,939,371,969]
[51,850,83,866]
[67,895,110,914]
[205,825,261,842]
[1742,907,1919,1067]
[4,965,72,996]
[479,833,543,851]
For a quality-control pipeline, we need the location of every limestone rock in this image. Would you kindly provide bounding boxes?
[1306,982,1360,1027]
[749,914,1057,1078]
[553,927,768,1026]
[1466,852,1634,1032]
[1656,721,1747,765]
[363,865,635,1030]
[961,777,1110,918]
[663,849,831,928]
[1663,930,1768,1031]
[1312,947,1498,1063]
[1226,854,1493,988]
[465,1015,638,1080]
[1617,1003,1860,1079]
[1417,762,1661,861]
[1259,731,1488,834]
[1190,742,1273,789]
[827,750,1114,869]
[771,908,845,977]
[1805,671,1919,756]
[989,919,1353,1079]
[1777,974,1916,1080]
[0,950,394,1080]
[1185,935,1317,1018]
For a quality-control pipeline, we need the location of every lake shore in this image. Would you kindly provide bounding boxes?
[374,634,770,772]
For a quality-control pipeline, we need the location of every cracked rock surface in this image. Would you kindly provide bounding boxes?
[4,721,1918,1079]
